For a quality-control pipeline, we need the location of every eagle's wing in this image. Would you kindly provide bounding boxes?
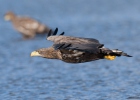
[47,28,100,44]
[53,43,104,54]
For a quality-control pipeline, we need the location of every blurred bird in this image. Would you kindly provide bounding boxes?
[4,11,52,39]
[31,28,132,63]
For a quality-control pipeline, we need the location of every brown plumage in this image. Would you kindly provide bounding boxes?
[4,11,51,39]
[31,28,132,63]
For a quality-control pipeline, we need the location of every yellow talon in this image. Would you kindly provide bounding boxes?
[104,55,116,60]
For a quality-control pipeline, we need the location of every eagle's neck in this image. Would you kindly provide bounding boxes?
[39,47,60,59]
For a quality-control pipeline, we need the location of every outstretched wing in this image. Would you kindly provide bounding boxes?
[47,28,100,44]
[53,43,104,54]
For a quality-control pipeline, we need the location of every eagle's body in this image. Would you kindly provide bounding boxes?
[35,47,105,63]
[5,11,51,39]
[60,50,104,63]
[31,28,132,63]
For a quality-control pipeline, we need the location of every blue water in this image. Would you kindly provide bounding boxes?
[0,0,140,100]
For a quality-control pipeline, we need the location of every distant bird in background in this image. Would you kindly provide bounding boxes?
[30,28,132,63]
[4,11,52,39]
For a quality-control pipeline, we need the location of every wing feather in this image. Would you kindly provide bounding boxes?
[48,28,102,53]
[47,36,100,44]
[47,28,100,44]
[53,43,104,53]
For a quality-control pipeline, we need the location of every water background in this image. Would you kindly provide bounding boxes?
[0,0,140,100]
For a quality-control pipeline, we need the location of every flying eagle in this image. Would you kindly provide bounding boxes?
[31,28,132,63]
[4,11,51,39]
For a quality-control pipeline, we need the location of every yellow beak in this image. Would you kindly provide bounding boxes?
[30,51,41,57]
[104,55,116,60]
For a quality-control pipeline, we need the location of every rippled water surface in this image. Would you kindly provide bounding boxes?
[0,0,140,100]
